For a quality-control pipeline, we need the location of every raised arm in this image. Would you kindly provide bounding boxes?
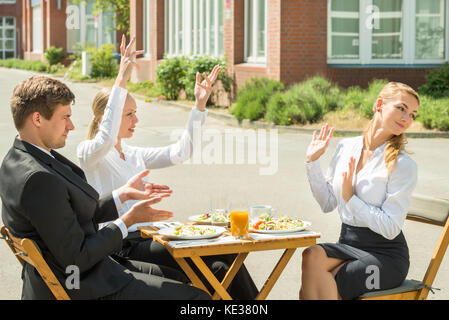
[305,124,339,213]
[136,65,221,169]
[77,36,144,169]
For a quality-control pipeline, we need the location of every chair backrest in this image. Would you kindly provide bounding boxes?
[1,226,70,300]
[407,194,449,226]
[405,194,449,300]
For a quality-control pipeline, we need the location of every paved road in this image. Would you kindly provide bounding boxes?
[0,68,448,300]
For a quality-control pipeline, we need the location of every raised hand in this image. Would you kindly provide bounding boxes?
[306,123,335,163]
[342,156,356,202]
[115,35,144,88]
[194,65,221,111]
[116,169,172,203]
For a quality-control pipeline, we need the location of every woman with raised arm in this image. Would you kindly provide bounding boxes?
[300,82,420,300]
[77,35,258,300]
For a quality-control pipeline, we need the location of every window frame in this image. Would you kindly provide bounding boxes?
[66,0,116,53]
[143,0,151,58]
[327,0,449,65]
[164,0,224,58]
[0,16,16,59]
[244,0,267,65]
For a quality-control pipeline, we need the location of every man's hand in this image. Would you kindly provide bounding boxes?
[116,169,172,203]
[120,195,174,228]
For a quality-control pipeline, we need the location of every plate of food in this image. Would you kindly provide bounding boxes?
[158,224,227,240]
[188,210,230,226]
[250,215,311,234]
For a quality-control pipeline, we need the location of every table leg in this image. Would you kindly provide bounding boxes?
[212,252,249,300]
[174,257,211,296]
[256,248,296,300]
[190,256,233,300]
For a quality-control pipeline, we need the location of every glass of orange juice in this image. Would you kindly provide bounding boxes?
[230,211,249,239]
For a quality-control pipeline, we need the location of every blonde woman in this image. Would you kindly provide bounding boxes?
[77,36,258,299]
[300,82,419,300]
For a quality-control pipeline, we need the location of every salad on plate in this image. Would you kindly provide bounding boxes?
[158,224,226,240]
[250,215,311,233]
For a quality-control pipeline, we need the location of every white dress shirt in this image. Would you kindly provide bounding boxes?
[77,86,207,235]
[306,135,418,240]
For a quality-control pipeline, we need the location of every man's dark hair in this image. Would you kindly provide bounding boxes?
[10,76,75,130]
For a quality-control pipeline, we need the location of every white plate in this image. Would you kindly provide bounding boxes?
[249,221,312,234]
[188,214,229,226]
[188,214,212,223]
[158,225,227,240]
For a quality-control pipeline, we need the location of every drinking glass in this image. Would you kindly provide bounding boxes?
[230,211,249,239]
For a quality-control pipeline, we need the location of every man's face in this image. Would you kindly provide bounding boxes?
[39,104,75,150]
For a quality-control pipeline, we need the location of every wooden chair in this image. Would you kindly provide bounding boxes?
[0,226,70,300]
[360,194,449,300]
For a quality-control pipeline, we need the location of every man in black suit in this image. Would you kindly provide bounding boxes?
[0,37,209,300]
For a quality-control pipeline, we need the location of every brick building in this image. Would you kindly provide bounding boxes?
[20,0,119,62]
[0,0,22,59]
[129,0,448,92]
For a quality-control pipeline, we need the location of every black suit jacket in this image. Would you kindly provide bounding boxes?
[0,138,133,299]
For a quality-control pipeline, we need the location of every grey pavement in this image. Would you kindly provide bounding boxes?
[0,67,448,300]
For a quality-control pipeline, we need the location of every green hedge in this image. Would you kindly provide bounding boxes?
[156,55,189,100]
[417,95,449,131]
[266,76,342,125]
[419,63,449,98]
[156,55,231,102]
[231,75,449,131]
[230,77,284,121]
[0,58,49,72]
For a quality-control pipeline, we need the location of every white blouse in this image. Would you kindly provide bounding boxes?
[305,135,418,240]
[77,86,207,231]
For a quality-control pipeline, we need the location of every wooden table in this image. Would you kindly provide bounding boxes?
[140,226,320,300]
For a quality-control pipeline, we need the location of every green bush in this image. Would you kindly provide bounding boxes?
[156,55,189,100]
[45,46,65,66]
[419,63,449,98]
[88,44,118,78]
[265,76,342,125]
[416,95,449,131]
[230,77,284,121]
[341,79,388,119]
[181,55,232,105]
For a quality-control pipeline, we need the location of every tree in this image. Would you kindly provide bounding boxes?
[72,0,130,35]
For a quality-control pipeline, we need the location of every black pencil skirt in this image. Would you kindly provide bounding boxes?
[318,223,410,300]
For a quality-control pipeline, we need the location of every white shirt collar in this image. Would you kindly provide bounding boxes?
[29,143,54,158]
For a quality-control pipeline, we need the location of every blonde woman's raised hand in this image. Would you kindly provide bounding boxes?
[115,35,144,88]
[342,156,356,203]
[195,65,221,111]
[306,123,335,163]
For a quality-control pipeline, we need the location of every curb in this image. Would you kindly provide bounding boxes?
[97,85,449,139]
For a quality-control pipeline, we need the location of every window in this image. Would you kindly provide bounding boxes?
[164,0,224,57]
[32,1,43,53]
[143,0,151,57]
[0,1,16,4]
[244,0,267,64]
[328,0,448,64]
[66,0,116,53]
[416,0,446,59]
[0,16,16,59]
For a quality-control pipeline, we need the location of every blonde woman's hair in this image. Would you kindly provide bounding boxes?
[87,88,110,140]
[364,82,420,174]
